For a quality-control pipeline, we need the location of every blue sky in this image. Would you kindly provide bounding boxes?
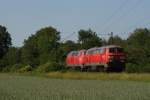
[0,0,150,46]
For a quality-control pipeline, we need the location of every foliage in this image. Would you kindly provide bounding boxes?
[0,25,11,59]
[2,47,21,67]
[108,35,126,47]
[9,64,24,72]
[78,29,102,49]
[0,25,12,70]
[36,61,63,73]
[125,63,140,73]
[21,34,39,67]
[18,65,32,73]
[125,28,150,72]
[21,26,60,68]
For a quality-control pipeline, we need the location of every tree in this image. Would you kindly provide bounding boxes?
[4,47,21,65]
[62,40,78,52]
[0,25,11,59]
[0,47,23,72]
[21,34,39,67]
[36,27,60,63]
[125,28,150,72]
[21,26,60,68]
[78,29,102,49]
[108,35,125,47]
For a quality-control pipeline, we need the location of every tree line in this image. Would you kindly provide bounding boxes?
[0,25,150,73]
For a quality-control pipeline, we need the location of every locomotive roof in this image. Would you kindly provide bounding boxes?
[79,49,86,51]
[101,45,121,48]
[87,47,98,51]
[69,49,86,53]
[87,45,121,51]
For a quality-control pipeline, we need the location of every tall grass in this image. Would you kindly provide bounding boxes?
[47,72,150,81]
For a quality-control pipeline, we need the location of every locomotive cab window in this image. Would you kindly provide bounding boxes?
[79,51,85,55]
[68,52,73,56]
[87,50,91,54]
[83,51,86,55]
[72,51,78,56]
[109,47,124,53]
[96,48,104,53]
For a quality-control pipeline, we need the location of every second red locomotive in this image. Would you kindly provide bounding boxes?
[66,45,125,72]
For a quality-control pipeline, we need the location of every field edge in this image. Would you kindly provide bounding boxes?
[0,72,150,82]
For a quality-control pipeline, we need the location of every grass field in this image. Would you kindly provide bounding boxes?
[47,72,150,81]
[0,73,150,100]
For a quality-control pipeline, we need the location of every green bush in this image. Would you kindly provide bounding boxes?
[36,61,63,73]
[126,63,150,73]
[10,64,24,72]
[140,64,150,73]
[125,63,139,73]
[2,66,11,72]
[18,65,32,73]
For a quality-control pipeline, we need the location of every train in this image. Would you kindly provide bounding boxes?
[66,45,125,72]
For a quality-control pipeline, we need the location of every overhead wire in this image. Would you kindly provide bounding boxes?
[117,0,143,33]
[120,0,145,37]
[100,0,130,33]
[102,0,142,35]
[124,18,149,33]
[61,0,145,42]
[61,0,131,41]
[61,32,77,42]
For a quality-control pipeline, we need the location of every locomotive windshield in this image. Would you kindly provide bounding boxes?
[109,47,123,53]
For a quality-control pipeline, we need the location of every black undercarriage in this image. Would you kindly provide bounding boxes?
[67,61,125,72]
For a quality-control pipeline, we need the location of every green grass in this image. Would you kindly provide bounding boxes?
[47,72,150,81]
[0,74,150,100]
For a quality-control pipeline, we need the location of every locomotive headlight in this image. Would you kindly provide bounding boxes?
[108,56,114,60]
[108,56,114,62]
[120,56,125,60]
[120,56,125,62]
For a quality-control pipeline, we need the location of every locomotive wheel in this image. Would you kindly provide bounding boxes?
[115,66,125,72]
[86,66,91,72]
[103,65,113,72]
[81,67,88,72]
[75,67,81,71]
[96,66,105,72]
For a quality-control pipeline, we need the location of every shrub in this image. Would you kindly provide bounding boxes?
[18,65,32,73]
[140,64,150,73]
[2,66,11,72]
[126,63,150,73]
[125,63,142,73]
[36,61,63,73]
[10,64,24,72]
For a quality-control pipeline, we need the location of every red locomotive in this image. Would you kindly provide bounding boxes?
[66,45,125,72]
